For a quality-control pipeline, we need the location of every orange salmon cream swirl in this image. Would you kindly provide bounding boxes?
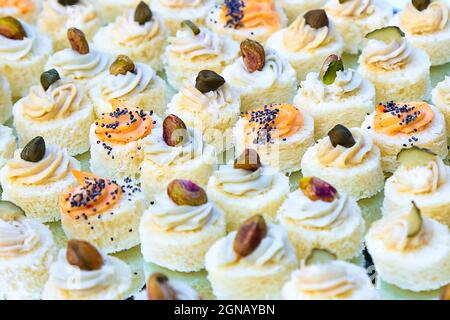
[95,100,155,145]
[373,101,434,135]
[221,0,281,30]
[60,170,122,218]
[0,0,35,14]
[243,103,303,144]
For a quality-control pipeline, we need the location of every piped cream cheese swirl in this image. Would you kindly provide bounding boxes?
[161,0,203,8]
[284,262,357,299]
[281,189,348,228]
[0,218,40,258]
[168,27,221,60]
[224,49,287,89]
[177,82,234,112]
[326,0,375,17]
[213,165,273,196]
[49,48,110,80]
[21,79,84,121]
[400,1,449,35]
[317,128,374,168]
[282,16,333,52]
[214,224,292,266]
[93,62,154,101]
[6,146,75,185]
[300,69,363,101]
[147,193,217,232]
[0,21,34,61]
[48,0,97,27]
[361,38,412,71]
[50,250,115,291]
[374,215,431,251]
[112,9,161,46]
[393,157,448,194]
[144,128,205,166]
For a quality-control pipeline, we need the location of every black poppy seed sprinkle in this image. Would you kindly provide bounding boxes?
[224,0,245,29]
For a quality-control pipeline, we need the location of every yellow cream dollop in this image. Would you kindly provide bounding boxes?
[400,0,449,35]
[361,38,412,71]
[282,16,332,52]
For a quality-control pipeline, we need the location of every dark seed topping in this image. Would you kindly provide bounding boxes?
[195,70,225,93]
[328,124,356,148]
[40,69,61,91]
[134,1,153,25]
[21,136,46,163]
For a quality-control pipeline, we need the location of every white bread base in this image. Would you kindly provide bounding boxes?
[361,106,448,172]
[0,163,80,223]
[14,101,95,156]
[301,143,385,200]
[61,187,146,254]
[140,212,226,272]
[278,197,365,260]
[431,81,450,137]
[94,0,141,23]
[0,125,16,171]
[0,75,12,124]
[207,172,290,231]
[357,48,431,102]
[234,112,315,173]
[0,220,55,300]
[366,218,450,292]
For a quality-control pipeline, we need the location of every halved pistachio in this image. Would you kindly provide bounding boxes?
[147,273,177,300]
[365,26,405,44]
[240,39,265,73]
[300,177,337,203]
[167,179,208,206]
[304,9,329,29]
[134,1,153,25]
[234,148,261,171]
[0,16,26,40]
[110,55,135,76]
[328,124,356,148]
[58,0,79,5]
[66,239,104,271]
[0,200,25,221]
[67,27,89,55]
[195,70,225,94]
[338,0,352,3]
[181,20,200,36]
[412,0,430,11]
[319,54,344,85]
[406,201,423,237]
[305,249,337,266]
[20,136,46,163]
[163,114,189,147]
[233,215,267,257]
[397,147,437,169]
[40,69,61,91]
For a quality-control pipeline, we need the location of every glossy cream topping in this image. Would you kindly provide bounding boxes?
[326,0,375,17]
[111,9,161,46]
[224,49,290,89]
[168,27,221,60]
[143,128,205,166]
[176,81,233,112]
[213,224,291,266]
[50,48,110,80]
[0,218,40,258]
[146,193,218,232]
[400,0,448,35]
[6,146,74,185]
[281,189,348,228]
[48,0,97,27]
[94,62,154,101]
[21,79,85,121]
[373,215,432,251]
[50,250,115,291]
[282,16,333,52]
[213,165,274,196]
[300,69,363,101]
[361,38,412,71]
[393,157,447,194]
[285,261,358,299]
[317,128,374,168]
[161,0,203,8]
[0,20,34,61]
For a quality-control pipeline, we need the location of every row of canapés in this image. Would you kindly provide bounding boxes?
[0,0,449,99]
[0,146,449,299]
